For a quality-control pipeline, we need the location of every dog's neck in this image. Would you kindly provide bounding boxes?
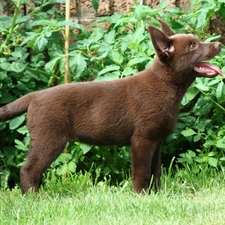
[142,59,196,110]
[150,59,195,93]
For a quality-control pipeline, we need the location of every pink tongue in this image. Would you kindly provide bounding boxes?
[194,62,224,76]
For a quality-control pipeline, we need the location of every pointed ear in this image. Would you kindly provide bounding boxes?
[157,17,175,37]
[148,26,174,60]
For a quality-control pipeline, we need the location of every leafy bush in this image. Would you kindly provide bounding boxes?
[0,0,225,189]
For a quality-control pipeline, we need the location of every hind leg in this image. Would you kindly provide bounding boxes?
[20,134,66,194]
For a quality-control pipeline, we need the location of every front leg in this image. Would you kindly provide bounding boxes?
[131,135,162,193]
[151,142,162,191]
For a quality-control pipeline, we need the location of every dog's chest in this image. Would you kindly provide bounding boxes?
[132,94,179,138]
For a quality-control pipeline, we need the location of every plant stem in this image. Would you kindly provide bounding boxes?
[26,67,57,77]
[200,90,225,112]
[0,0,22,52]
[209,97,225,112]
[64,0,70,84]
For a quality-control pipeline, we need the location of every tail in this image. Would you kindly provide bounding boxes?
[0,92,34,122]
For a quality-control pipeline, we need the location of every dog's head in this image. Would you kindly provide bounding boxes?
[148,18,224,78]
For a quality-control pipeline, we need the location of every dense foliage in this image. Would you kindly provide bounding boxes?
[0,0,225,189]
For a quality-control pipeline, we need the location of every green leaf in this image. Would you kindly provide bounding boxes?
[138,42,147,53]
[68,161,76,173]
[208,157,218,167]
[133,27,145,42]
[92,0,99,11]
[104,30,116,43]
[0,122,6,130]
[134,5,154,19]
[0,91,14,104]
[80,143,92,154]
[196,9,208,28]
[59,21,88,35]
[187,150,196,158]
[15,139,28,151]
[219,2,225,19]
[103,166,111,175]
[0,71,9,81]
[97,45,111,55]
[35,35,48,51]
[0,16,11,30]
[193,134,201,142]
[208,152,216,157]
[94,72,120,81]
[11,50,23,58]
[17,126,29,135]
[108,50,123,65]
[181,86,199,105]
[20,32,37,46]
[57,165,68,175]
[215,139,225,149]
[44,56,61,73]
[10,62,27,72]
[120,41,127,53]
[16,82,27,90]
[69,53,86,79]
[195,82,209,91]
[89,27,104,42]
[204,35,222,43]
[9,115,26,130]
[57,153,72,164]
[122,67,137,77]
[127,57,149,67]
[0,61,9,71]
[31,19,57,27]
[216,81,224,100]
[204,139,217,148]
[207,78,220,86]
[98,65,120,77]
[181,129,196,137]
[220,157,225,161]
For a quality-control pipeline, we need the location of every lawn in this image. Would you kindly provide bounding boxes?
[1,166,225,225]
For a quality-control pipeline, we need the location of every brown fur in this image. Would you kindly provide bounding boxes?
[0,19,222,194]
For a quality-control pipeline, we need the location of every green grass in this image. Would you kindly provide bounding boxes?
[1,165,225,225]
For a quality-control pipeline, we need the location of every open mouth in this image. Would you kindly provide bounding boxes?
[194,62,224,76]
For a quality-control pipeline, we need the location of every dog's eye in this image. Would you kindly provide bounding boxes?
[190,42,197,50]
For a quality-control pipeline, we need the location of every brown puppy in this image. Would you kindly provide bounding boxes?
[0,19,223,194]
